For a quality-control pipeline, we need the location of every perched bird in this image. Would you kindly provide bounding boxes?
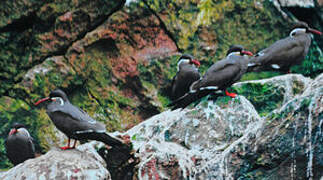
[169,45,253,110]
[5,123,35,165]
[248,21,322,72]
[171,54,201,100]
[34,89,128,151]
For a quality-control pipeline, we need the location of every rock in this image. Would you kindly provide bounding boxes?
[276,0,315,8]
[0,143,111,180]
[19,56,76,96]
[63,2,178,122]
[206,73,323,179]
[0,0,126,95]
[233,74,312,116]
[143,0,291,58]
[127,73,323,180]
[128,94,262,179]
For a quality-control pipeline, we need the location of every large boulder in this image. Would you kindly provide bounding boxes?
[234,74,312,116]
[127,73,323,179]
[0,143,111,180]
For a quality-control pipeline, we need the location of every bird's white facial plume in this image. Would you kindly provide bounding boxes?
[51,97,64,106]
[17,128,31,138]
[290,28,306,37]
[227,51,240,57]
[177,58,190,71]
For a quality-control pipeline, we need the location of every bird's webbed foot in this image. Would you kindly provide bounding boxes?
[225,90,237,98]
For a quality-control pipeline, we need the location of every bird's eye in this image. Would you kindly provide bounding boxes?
[291,32,296,36]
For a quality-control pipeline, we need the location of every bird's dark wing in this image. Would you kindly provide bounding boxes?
[252,36,308,71]
[26,137,35,158]
[168,89,213,110]
[169,61,241,110]
[171,72,179,99]
[19,128,36,156]
[171,67,200,100]
[56,103,100,123]
[5,131,35,165]
[199,63,241,90]
[49,104,106,134]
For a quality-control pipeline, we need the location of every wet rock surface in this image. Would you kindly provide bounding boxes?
[234,74,312,116]
[0,143,111,180]
[127,73,323,180]
[276,0,315,8]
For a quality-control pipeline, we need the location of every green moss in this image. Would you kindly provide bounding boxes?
[234,83,284,116]
[241,72,281,81]
[291,79,305,95]
[291,40,323,78]
[0,138,12,169]
[157,92,170,108]
[216,96,232,107]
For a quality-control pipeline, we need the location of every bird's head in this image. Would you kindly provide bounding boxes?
[290,21,322,37]
[177,54,200,71]
[8,123,26,135]
[34,89,69,106]
[226,45,253,57]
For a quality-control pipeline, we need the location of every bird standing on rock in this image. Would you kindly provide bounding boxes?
[169,45,254,110]
[5,123,35,165]
[34,89,130,152]
[171,54,201,100]
[248,21,322,73]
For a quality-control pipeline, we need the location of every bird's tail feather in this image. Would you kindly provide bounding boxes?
[168,90,213,110]
[83,132,132,154]
[95,133,123,146]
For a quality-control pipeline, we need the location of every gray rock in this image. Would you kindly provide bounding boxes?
[277,0,315,8]
[0,143,110,180]
[233,74,312,116]
[128,73,323,180]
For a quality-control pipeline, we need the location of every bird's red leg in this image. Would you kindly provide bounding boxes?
[60,138,71,150]
[72,140,77,148]
[225,90,237,98]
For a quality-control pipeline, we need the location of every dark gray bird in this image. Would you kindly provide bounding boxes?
[169,45,253,110]
[248,21,322,72]
[5,123,35,165]
[171,54,201,100]
[35,89,128,151]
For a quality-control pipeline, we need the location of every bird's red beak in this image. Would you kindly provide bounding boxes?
[241,51,254,56]
[9,128,17,135]
[191,59,201,67]
[308,28,322,35]
[34,97,50,106]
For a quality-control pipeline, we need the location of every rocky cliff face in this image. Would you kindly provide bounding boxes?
[0,0,322,174]
[1,73,321,179]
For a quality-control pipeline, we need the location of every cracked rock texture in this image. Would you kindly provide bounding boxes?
[128,73,323,180]
[0,143,110,180]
